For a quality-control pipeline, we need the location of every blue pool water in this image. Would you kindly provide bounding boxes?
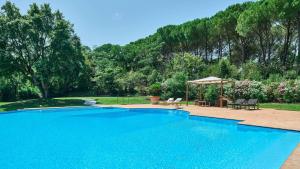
[0,107,299,169]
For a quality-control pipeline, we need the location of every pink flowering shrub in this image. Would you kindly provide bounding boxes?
[222,80,299,103]
[294,80,300,102]
[224,80,266,101]
[263,82,279,102]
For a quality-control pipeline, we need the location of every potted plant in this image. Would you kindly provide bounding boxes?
[148,83,161,104]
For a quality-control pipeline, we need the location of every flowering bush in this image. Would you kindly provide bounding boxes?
[294,80,300,102]
[263,82,279,102]
[275,80,300,103]
[224,80,266,102]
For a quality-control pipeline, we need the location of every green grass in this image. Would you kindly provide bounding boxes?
[260,103,300,111]
[0,96,150,112]
[59,96,149,105]
[1,97,299,112]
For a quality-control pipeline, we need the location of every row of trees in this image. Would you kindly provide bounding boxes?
[1,0,300,102]
[157,0,300,74]
[89,0,300,97]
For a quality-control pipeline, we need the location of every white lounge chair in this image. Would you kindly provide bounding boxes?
[84,99,97,106]
[160,98,174,105]
[174,98,182,105]
[167,98,174,104]
[174,98,183,109]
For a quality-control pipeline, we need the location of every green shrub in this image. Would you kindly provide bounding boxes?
[161,72,187,99]
[148,83,162,96]
[219,59,231,79]
[284,70,297,80]
[224,83,235,100]
[241,61,262,81]
[18,84,40,100]
[204,85,219,105]
[266,74,283,83]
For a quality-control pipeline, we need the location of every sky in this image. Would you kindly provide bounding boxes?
[1,0,249,47]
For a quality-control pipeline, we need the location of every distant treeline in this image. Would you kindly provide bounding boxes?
[0,0,300,102]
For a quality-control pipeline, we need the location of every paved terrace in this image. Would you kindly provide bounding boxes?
[102,104,300,169]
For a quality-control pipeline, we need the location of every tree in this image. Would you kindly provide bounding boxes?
[0,2,84,98]
[167,53,206,79]
[269,0,297,69]
[219,59,231,78]
[292,0,300,73]
[237,1,275,66]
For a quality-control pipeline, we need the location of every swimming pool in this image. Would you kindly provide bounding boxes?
[0,107,299,169]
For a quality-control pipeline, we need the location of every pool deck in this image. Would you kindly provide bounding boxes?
[103,104,300,169]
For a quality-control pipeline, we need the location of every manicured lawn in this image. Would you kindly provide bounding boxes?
[60,96,150,105]
[260,103,300,111]
[1,97,299,112]
[0,96,150,112]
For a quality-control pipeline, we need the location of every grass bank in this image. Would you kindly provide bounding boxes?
[0,96,149,112]
[260,103,300,111]
[1,97,300,112]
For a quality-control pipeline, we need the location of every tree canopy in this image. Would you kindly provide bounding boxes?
[1,0,300,102]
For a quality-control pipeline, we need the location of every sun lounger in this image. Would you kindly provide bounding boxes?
[242,99,259,110]
[84,99,97,106]
[227,99,245,109]
[173,98,183,109]
[160,98,174,105]
[167,98,174,104]
[174,98,182,105]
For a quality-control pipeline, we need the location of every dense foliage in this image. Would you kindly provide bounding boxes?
[1,0,300,103]
[0,2,86,100]
[224,79,300,103]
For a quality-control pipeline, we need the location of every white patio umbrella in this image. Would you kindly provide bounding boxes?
[185,76,231,107]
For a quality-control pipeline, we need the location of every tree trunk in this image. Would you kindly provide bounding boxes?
[205,37,208,61]
[282,20,292,69]
[258,32,266,65]
[31,75,49,99]
[228,39,232,58]
[240,38,246,63]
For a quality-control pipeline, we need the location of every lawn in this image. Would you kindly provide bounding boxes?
[0,96,150,112]
[1,97,300,112]
[260,103,300,111]
[60,96,150,105]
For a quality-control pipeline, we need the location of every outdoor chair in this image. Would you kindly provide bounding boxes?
[166,98,174,104]
[195,100,210,107]
[160,98,174,105]
[242,99,259,110]
[84,99,97,106]
[174,98,182,105]
[174,98,183,109]
[227,99,245,109]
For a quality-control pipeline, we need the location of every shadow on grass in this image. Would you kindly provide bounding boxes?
[0,98,85,112]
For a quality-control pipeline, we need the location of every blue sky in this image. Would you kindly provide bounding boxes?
[1,0,249,47]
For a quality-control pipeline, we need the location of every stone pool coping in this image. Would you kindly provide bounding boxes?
[100,104,300,169]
